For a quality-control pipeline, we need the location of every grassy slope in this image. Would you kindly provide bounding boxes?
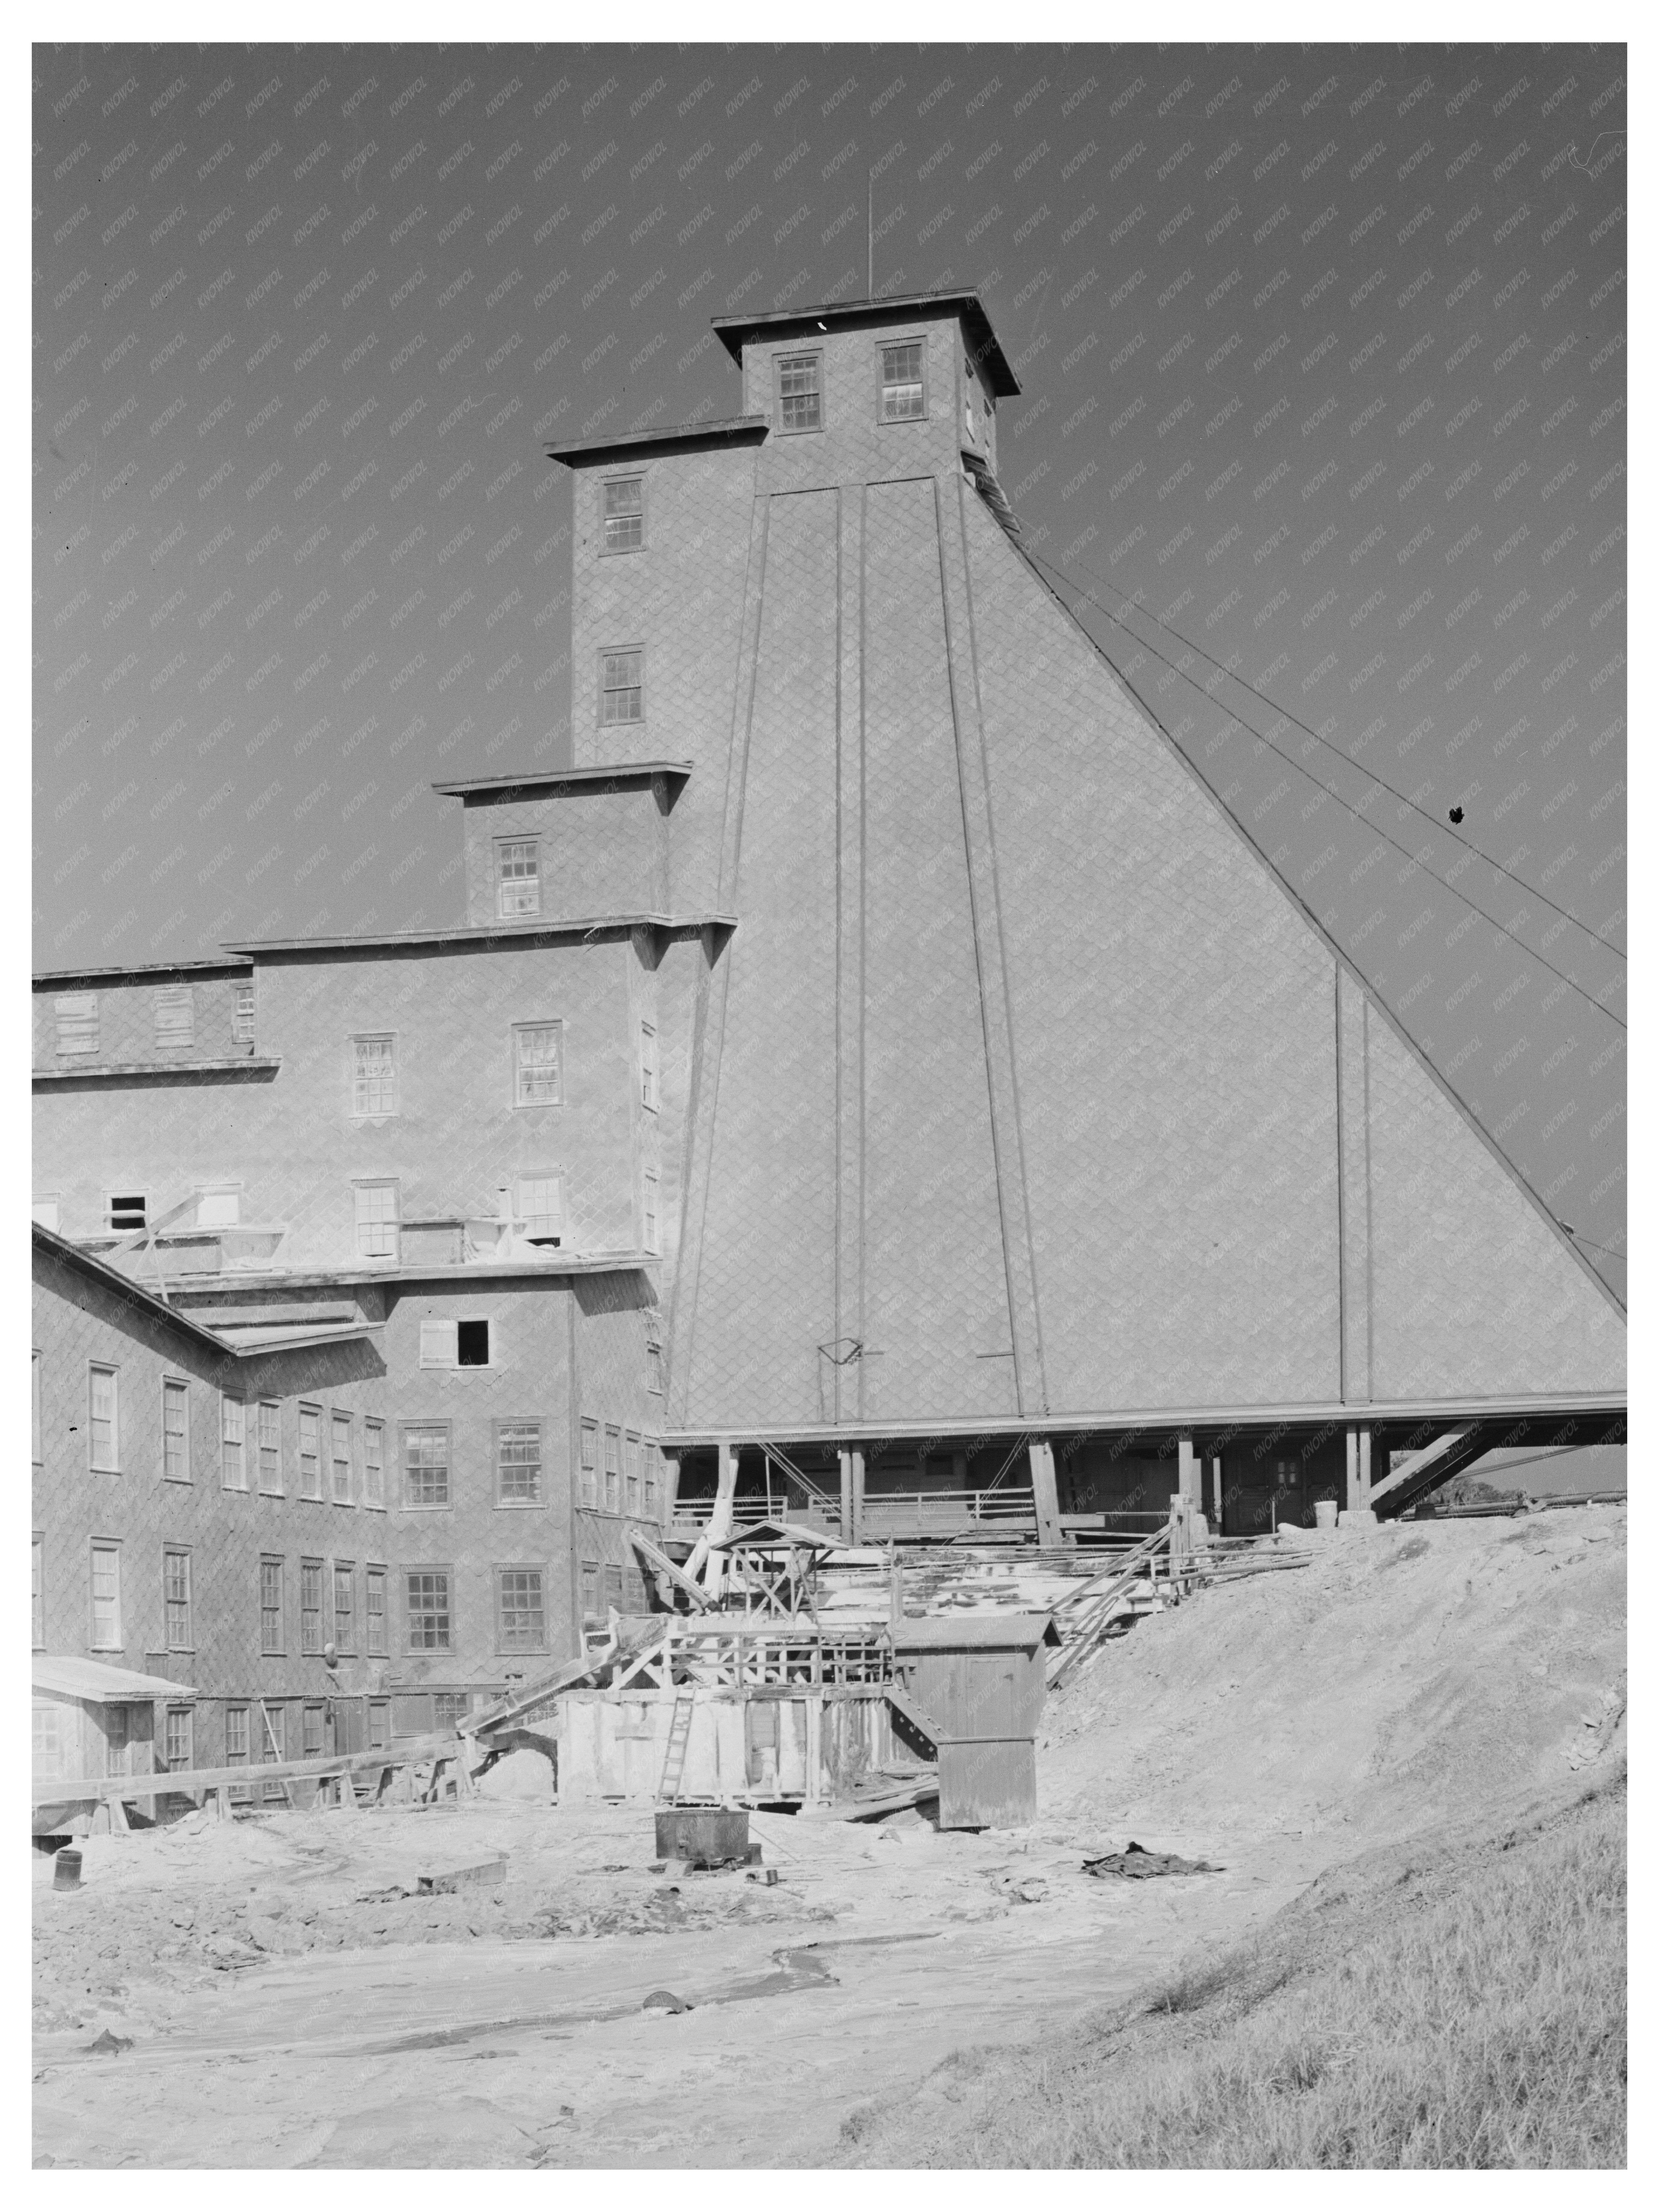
[836,1774,1626,2169]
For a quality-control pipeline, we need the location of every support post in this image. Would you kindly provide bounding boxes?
[705,1443,738,1596]
[838,1449,854,1545]
[839,1447,865,1546]
[1028,1438,1062,1548]
[1345,1427,1361,1512]
[1177,1434,1201,1512]
[1208,1454,1224,1532]
[1358,1427,1372,1508]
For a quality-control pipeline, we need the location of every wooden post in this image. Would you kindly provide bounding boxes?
[840,1446,864,1546]
[1358,1427,1372,1509]
[889,1549,903,1632]
[1177,1435,1200,1512]
[1345,1427,1361,1513]
[705,1442,738,1597]
[1028,1438,1062,1547]
[838,1449,854,1543]
[1208,1454,1224,1531]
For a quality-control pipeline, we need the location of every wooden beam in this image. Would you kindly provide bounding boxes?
[630,1528,714,1610]
[1368,1425,1478,1508]
[33,1729,466,1809]
[1027,1438,1062,1546]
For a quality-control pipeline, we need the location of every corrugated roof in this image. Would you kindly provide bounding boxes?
[34,1656,198,1704]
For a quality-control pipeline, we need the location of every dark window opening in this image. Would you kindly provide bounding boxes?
[109,1194,147,1231]
[457,1319,491,1367]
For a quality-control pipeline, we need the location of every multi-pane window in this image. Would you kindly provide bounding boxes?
[604,1425,621,1513]
[644,1443,658,1518]
[497,838,541,919]
[403,1424,451,1507]
[778,352,822,431]
[259,1556,284,1654]
[366,1565,388,1655]
[355,1181,400,1261]
[258,1400,282,1494]
[579,1420,598,1508]
[163,1378,190,1482]
[90,1542,121,1648]
[516,1174,564,1243]
[367,1698,390,1750]
[108,1192,147,1231]
[298,1405,322,1498]
[580,1558,600,1623]
[31,1533,45,1649]
[407,1569,452,1651]
[302,1704,325,1758]
[33,1700,64,1772]
[164,1547,192,1650]
[220,1395,246,1490]
[497,1421,543,1505]
[54,991,98,1056]
[601,647,643,725]
[331,1412,354,1504]
[513,1023,562,1106]
[225,1707,250,1767]
[639,1021,657,1111]
[300,1560,323,1654]
[497,1567,547,1652]
[333,1563,354,1652]
[646,1326,665,1397]
[604,1564,624,1612]
[642,1171,660,1255]
[880,340,926,421]
[89,1365,119,1471]
[164,1707,193,1771]
[602,476,643,552]
[625,1431,641,1516]
[364,1420,385,1508]
[351,1034,397,1118]
[233,981,256,1044]
[154,983,195,1049]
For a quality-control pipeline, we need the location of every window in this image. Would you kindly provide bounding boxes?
[639,1021,657,1111]
[351,1034,397,1118]
[778,351,823,432]
[364,1420,385,1508]
[366,1565,388,1655]
[33,1350,43,1464]
[880,339,926,421]
[403,1423,451,1507]
[497,1421,542,1505]
[33,1699,65,1773]
[302,1704,325,1758]
[331,1412,354,1504]
[579,1420,598,1509]
[419,1318,459,1369]
[90,1542,121,1649]
[604,1564,624,1612]
[434,1691,470,1729]
[497,837,541,919]
[163,1378,189,1482]
[32,1534,45,1649]
[195,1184,241,1227]
[602,475,643,553]
[89,1365,119,1471]
[580,1558,600,1623]
[646,1324,665,1397]
[298,1405,322,1497]
[355,1181,400,1261]
[300,1560,323,1654]
[164,1547,192,1650]
[55,991,98,1056]
[644,1443,658,1518]
[496,1566,547,1652]
[416,1316,487,1368]
[513,1022,562,1106]
[220,1395,246,1490]
[457,1319,491,1368]
[604,1425,621,1513]
[333,1562,354,1652]
[225,1706,250,1767]
[233,981,256,1044]
[625,1431,641,1516]
[261,1702,286,1762]
[164,1707,193,1771]
[367,1698,389,1750]
[600,646,643,725]
[107,1192,147,1232]
[407,1568,452,1651]
[259,1557,284,1654]
[516,1174,564,1243]
[642,1171,660,1255]
[257,1400,282,1494]
[154,983,195,1049]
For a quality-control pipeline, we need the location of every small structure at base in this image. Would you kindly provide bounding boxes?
[889,1613,1060,1829]
[32,1655,197,1834]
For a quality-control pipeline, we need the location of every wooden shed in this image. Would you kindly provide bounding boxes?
[31,1656,196,1835]
[890,1612,1060,1829]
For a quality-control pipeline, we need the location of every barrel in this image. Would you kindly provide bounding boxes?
[53,1848,83,1890]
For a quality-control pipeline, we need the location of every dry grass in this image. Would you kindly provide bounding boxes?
[836,1776,1626,2169]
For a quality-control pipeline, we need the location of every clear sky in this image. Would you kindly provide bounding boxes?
[33,40,1626,1297]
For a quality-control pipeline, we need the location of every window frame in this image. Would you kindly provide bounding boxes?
[401,1420,452,1510]
[495,1417,544,1508]
[349,1031,398,1121]
[405,1565,454,1653]
[515,1171,565,1245]
[153,981,196,1051]
[624,1429,642,1517]
[220,1393,247,1491]
[366,1563,389,1656]
[495,834,543,920]
[88,1363,120,1473]
[232,980,257,1045]
[330,1409,354,1505]
[456,1318,492,1370]
[495,1563,549,1654]
[259,1554,285,1655]
[163,1545,193,1653]
[598,643,645,728]
[54,990,99,1058]
[511,1021,564,1109]
[164,1704,194,1772]
[364,1418,385,1509]
[297,1402,322,1498]
[333,1560,355,1653]
[579,1557,601,1625]
[162,1376,190,1484]
[299,1557,324,1656]
[642,1169,660,1256]
[354,1178,401,1263]
[775,348,825,434]
[599,473,645,556]
[579,1418,598,1509]
[257,1399,282,1495]
[89,1539,122,1651]
[639,1020,658,1112]
[876,334,929,423]
[603,1424,621,1514]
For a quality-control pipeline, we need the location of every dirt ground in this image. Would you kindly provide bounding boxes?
[32,1502,1626,2169]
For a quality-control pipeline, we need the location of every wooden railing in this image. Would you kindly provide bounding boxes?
[669,1487,1038,1539]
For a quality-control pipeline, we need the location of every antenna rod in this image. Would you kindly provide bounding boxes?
[868,171,874,296]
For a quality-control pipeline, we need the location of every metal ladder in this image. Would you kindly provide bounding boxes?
[659,1692,694,1803]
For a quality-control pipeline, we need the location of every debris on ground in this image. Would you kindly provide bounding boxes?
[1082,1843,1222,1879]
[84,2030,133,2055]
[641,1989,693,2014]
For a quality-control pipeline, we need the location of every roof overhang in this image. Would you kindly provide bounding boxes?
[711,291,1021,397]
[34,1656,199,1704]
[545,415,769,466]
[221,914,734,958]
[433,762,692,801]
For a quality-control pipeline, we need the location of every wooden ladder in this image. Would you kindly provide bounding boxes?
[659,1692,695,1804]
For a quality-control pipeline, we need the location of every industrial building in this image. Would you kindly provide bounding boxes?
[33,290,1626,1779]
